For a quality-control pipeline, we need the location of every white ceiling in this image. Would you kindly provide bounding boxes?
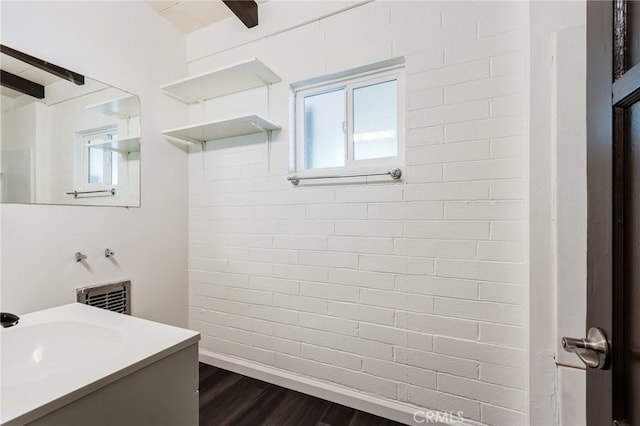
[146,0,268,34]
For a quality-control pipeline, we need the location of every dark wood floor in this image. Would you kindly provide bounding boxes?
[199,363,406,426]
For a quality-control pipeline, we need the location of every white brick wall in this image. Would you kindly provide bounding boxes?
[187,2,528,425]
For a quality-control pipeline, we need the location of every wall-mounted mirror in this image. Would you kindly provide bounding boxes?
[0,45,140,207]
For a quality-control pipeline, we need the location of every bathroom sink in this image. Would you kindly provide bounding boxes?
[0,303,199,426]
[1,321,123,388]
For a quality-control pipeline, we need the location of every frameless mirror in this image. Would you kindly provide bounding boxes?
[0,45,140,207]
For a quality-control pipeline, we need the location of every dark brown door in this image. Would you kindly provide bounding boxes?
[586,1,640,424]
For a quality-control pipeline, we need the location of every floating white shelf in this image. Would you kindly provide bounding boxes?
[102,136,140,153]
[87,95,140,119]
[161,115,280,144]
[161,58,281,104]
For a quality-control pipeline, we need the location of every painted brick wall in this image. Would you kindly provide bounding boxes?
[186,2,529,424]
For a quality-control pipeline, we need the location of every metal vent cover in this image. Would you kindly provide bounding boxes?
[76,280,131,315]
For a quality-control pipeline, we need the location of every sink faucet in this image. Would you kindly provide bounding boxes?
[1,312,19,328]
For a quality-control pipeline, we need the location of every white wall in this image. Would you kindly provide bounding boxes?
[185,2,529,424]
[0,1,189,327]
[529,1,587,425]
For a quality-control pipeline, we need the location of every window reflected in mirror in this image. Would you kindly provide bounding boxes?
[0,45,140,207]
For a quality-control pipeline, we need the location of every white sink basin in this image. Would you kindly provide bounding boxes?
[0,303,199,426]
[1,321,123,388]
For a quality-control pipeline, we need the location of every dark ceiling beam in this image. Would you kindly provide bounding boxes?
[0,44,84,86]
[223,0,259,28]
[1,70,45,99]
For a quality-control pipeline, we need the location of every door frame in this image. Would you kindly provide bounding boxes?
[587,0,640,424]
[586,1,614,424]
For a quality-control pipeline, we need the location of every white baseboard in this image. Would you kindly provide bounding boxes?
[199,349,483,426]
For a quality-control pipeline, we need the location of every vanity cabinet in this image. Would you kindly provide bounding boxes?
[27,344,198,426]
[0,304,200,426]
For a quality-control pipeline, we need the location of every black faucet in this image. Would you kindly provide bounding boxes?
[1,312,19,328]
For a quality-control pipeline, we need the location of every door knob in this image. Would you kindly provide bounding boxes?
[562,327,609,369]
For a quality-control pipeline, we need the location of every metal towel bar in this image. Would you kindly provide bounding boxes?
[287,168,402,185]
[66,188,116,198]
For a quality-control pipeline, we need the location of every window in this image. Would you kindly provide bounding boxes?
[83,130,119,186]
[294,63,404,172]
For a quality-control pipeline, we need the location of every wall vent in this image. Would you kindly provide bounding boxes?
[76,280,131,315]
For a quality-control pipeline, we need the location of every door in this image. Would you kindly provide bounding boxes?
[576,0,640,424]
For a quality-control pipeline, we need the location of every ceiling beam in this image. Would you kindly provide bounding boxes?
[0,44,84,86]
[223,0,258,28]
[1,70,45,99]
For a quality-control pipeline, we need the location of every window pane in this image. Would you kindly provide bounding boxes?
[353,79,398,161]
[88,146,104,184]
[303,88,345,169]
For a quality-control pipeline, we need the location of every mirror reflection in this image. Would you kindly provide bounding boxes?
[0,45,140,207]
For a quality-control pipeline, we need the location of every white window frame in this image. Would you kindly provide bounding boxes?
[293,64,405,175]
[79,127,119,190]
